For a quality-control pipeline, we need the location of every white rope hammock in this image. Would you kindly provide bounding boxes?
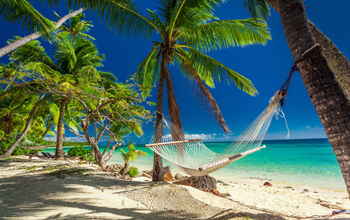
[145,91,286,176]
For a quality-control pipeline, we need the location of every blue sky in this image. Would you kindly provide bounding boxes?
[0,0,349,142]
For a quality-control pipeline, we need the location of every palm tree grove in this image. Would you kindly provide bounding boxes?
[0,0,349,219]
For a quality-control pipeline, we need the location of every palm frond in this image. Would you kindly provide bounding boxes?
[146,9,166,34]
[100,71,117,82]
[9,38,56,68]
[180,18,270,52]
[25,62,61,81]
[45,0,158,37]
[0,0,54,34]
[244,0,270,20]
[174,49,231,134]
[167,0,224,38]
[176,47,258,96]
[134,45,160,96]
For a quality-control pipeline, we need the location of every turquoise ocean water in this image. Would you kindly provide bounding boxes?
[45,138,346,192]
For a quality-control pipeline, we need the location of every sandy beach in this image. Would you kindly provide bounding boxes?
[0,157,349,220]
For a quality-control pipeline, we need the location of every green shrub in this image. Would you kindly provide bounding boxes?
[129,166,140,178]
[0,134,38,156]
[67,146,94,161]
[12,147,39,155]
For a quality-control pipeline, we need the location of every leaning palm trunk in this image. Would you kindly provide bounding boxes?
[55,98,69,159]
[41,121,54,138]
[266,0,350,99]
[164,66,185,155]
[277,0,350,197]
[307,22,350,99]
[0,94,45,158]
[152,59,166,181]
[0,8,84,58]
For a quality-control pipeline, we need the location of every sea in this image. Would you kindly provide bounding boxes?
[44,138,346,192]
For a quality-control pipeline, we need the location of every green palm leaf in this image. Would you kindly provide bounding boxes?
[0,0,54,34]
[244,0,270,20]
[176,47,258,96]
[9,38,56,68]
[135,45,160,96]
[180,18,270,52]
[174,48,231,133]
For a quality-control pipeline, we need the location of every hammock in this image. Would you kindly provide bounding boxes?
[145,91,287,176]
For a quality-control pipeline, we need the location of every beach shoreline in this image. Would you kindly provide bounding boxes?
[44,138,347,193]
[1,156,349,219]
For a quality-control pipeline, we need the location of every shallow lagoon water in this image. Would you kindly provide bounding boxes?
[45,138,346,192]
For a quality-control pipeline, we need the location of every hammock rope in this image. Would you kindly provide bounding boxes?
[144,45,320,177]
[146,91,288,176]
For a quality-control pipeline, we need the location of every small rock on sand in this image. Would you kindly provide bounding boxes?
[212,189,220,196]
[263,181,272,187]
[220,192,231,197]
[174,173,184,180]
[164,172,173,182]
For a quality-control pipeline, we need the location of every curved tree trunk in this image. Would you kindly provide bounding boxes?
[5,116,12,135]
[0,8,84,58]
[266,0,350,99]
[164,66,185,158]
[152,58,166,181]
[164,70,184,141]
[277,0,350,197]
[308,22,350,99]
[55,98,69,160]
[41,120,54,139]
[0,95,45,158]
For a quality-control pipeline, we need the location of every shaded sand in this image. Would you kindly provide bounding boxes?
[0,157,349,219]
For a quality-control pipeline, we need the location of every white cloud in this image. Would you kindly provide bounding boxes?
[161,133,235,142]
[184,133,215,141]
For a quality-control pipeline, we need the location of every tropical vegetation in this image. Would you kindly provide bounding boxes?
[129,0,270,180]
[243,0,350,197]
[1,0,349,199]
[120,143,147,178]
[0,14,152,171]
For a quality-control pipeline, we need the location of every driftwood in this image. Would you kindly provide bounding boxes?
[174,175,217,191]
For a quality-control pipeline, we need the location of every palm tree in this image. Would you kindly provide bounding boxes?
[129,0,270,181]
[0,0,85,58]
[0,0,54,34]
[0,0,155,58]
[7,15,104,159]
[0,42,49,158]
[244,0,350,98]
[245,0,350,197]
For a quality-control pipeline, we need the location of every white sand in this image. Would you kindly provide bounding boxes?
[215,178,350,218]
[1,157,350,219]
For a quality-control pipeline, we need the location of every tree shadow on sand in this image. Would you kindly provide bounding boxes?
[0,159,285,220]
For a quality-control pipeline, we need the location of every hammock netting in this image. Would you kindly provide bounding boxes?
[146,92,286,176]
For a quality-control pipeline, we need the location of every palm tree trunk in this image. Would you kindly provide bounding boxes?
[164,66,185,158]
[0,8,84,58]
[0,95,45,158]
[266,0,350,99]
[307,22,350,99]
[55,98,69,160]
[277,0,350,197]
[41,120,54,139]
[152,58,166,181]
[5,116,12,135]
[164,70,184,141]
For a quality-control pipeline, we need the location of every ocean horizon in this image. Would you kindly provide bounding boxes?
[45,138,346,192]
